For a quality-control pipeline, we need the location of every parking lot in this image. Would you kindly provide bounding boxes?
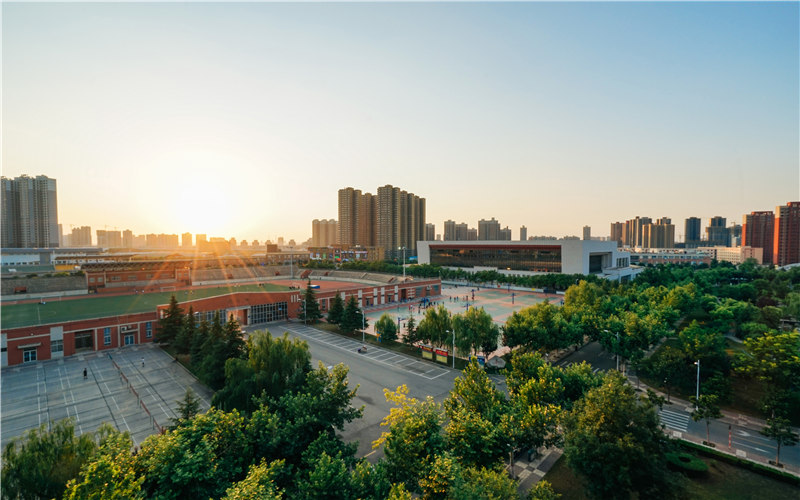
[1,343,213,448]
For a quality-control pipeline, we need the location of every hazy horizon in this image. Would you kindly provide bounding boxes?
[3,2,798,243]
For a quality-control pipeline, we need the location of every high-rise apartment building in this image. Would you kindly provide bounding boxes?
[444,220,456,241]
[122,230,134,249]
[478,218,501,240]
[499,227,512,240]
[467,228,478,241]
[583,226,591,241]
[1,175,59,248]
[642,218,675,249]
[312,219,339,247]
[774,202,800,266]
[456,223,469,241]
[706,216,728,246]
[96,230,122,248]
[684,217,701,247]
[339,185,425,258]
[742,210,775,264]
[610,222,624,247]
[182,232,193,248]
[425,223,435,241]
[520,226,527,241]
[70,226,92,246]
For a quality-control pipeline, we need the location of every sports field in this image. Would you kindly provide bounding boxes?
[1,283,289,329]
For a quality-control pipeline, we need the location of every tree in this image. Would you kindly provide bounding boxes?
[528,480,560,500]
[760,416,799,467]
[136,408,251,500]
[340,296,367,334]
[376,313,398,343]
[190,319,210,367]
[199,312,228,390]
[63,425,144,500]
[562,372,678,500]
[327,293,345,325]
[416,305,453,348]
[299,282,323,324]
[690,394,722,445]
[640,345,690,402]
[171,387,202,427]
[222,315,246,361]
[502,302,578,353]
[452,307,499,357]
[221,459,285,500]
[735,330,800,417]
[2,419,97,500]
[405,315,416,343]
[156,295,184,344]
[212,330,312,413]
[174,306,196,355]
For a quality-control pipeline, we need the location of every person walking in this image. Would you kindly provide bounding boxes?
[141,357,145,367]
[83,368,87,380]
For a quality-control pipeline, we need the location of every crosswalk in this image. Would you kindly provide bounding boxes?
[659,409,690,432]
[277,323,451,380]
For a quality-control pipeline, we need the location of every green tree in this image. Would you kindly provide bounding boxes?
[453,466,520,500]
[223,315,246,361]
[213,330,312,413]
[690,394,722,445]
[294,452,354,499]
[760,416,799,467]
[528,480,560,500]
[1,419,97,500]
[503,302,578,353]
[405,315,416,343]
[327,293,344,325]
[452,306,500,357]
[156,295,184,344]
[562,372,678,500]
[171,387,202,427]
[416,305,453,348]
[376,313,398,343]
[640,345,690,402]
[221,459,285,500]
[63,425,144,500]
[174,306,195,355]
[375,386,444,491]
[190,319,210,367]
[136,408,251,500]
[299,282,323,324]
[199,312,228,389]
[735,330,800,392]
[340,296,367,334]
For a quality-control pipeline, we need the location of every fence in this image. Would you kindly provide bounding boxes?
[109,355,165,434]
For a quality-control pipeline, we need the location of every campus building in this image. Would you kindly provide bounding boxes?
[417,240,638,281]
[1,275,441,367]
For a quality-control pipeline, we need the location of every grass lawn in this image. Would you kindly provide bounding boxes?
[543,452,800,500]
[1,283,289,328]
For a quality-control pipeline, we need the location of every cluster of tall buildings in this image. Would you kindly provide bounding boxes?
[443,217,519,241]
[1,175,59,248]
[609,202,799,267]
[743,202,800,266]
[311,219,338,247]
[335,185,426,258]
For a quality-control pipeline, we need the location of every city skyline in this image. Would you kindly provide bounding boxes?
[3,2,798,242]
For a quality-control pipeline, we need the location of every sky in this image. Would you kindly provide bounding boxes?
[3,1,798,244]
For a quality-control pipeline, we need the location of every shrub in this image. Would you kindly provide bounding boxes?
[665,452,708,477]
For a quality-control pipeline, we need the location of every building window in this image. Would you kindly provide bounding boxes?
[250,302,288,324]
[111,276,121,281]
[104,327,111,346]
[89,277,95,283]
[145,322,152,338]
[98,277,104,283]
[23,348,37,363]
[128,274,137,280]
[51,340,63,353]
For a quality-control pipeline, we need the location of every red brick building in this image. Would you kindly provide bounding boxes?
[742,211,774,265]
[774,202,800,267]
[2,279,441,367]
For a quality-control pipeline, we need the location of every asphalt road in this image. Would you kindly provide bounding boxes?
[246,322,460,462]
[556,341,800,470]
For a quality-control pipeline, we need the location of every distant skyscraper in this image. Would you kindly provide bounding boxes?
[1,174,59,248]
[456,223,469,241]
[122,230,134,249]
[706,216,728,246]
[338,187,360,247]
[774,202,800,266]
[96,230,122,248]
[444,220,456,241]
[71,226,92,246]
[478,218,501,240]
[182,232,193,248]
[583,226,591,241]
[520,225,527,241]
[499,227,512,240]
[312,219,338,247]
[610,222,624,246]
[684,217,701,247]
[642,218,675,248]
[742,211,774,264]
[425,223,435,241]
[467,228,478,241]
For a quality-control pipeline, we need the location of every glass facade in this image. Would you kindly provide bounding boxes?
[103,327,111,346]
[250,302,288,324]
[430,245,562,273]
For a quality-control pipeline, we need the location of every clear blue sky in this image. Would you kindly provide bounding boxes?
[3,2,798,243]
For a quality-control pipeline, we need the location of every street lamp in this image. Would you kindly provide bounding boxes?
[694,359,700,408]
[449,329,455,369]
[362,311,366,344]
[398,246,406,279]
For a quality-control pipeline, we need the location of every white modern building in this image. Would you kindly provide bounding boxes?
[417,240,640,281]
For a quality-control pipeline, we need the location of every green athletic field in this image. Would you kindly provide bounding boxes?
[1,283,289,329]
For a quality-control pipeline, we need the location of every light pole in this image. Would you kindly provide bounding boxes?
[695,359,700,408]
[362,311,366,344]
[399,246,406,279]
[450,329,455,369]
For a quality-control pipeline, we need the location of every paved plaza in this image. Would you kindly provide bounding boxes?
[363,284,555,339]
[1,343,213,448]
